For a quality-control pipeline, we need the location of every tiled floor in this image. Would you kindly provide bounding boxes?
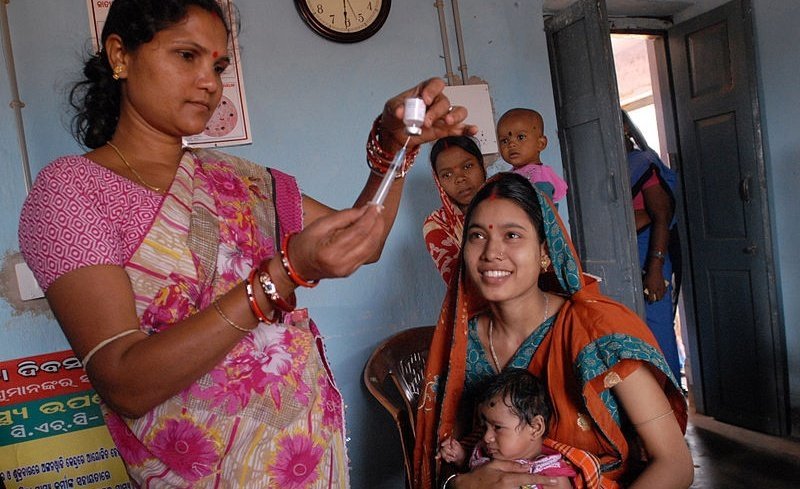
[687,413,800,488]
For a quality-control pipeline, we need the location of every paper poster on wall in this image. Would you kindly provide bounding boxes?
[443,84,498,155]
[0,350,131,489]
[85,0,252,147]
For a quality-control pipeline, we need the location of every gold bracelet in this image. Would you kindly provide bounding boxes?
[633,408,674,427]
[82,329,145,369]
[213,299,255,333]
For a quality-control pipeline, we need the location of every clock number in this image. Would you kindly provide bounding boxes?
[316,4,324,15]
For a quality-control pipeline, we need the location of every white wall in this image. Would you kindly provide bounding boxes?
[0,1,561,487]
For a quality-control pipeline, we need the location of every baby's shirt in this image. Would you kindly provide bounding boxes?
[512,163,568,203]
[468,441,577,486]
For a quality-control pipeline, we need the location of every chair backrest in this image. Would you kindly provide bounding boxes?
[363,325,435,489]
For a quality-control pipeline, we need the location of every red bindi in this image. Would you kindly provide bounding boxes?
[212,51,219,58]
[488,224,493,229]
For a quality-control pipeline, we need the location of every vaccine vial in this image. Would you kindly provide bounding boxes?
[403,97,426,135]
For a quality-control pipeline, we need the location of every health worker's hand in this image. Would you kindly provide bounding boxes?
[451,459,560,489]
[379,78,478,153]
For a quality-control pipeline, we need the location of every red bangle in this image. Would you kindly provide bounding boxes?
[246,268,273,323]
[366,116,420,178]
[258,269,296,313]
[280,232,319,288]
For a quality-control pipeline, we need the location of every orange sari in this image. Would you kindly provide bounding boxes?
[413,188,686,489]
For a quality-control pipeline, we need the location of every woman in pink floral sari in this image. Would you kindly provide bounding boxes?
[18,1,476,487]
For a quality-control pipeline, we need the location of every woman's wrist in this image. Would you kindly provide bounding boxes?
[366,116,420,178]
[264,255,298,301]
[442,473,459,489]
[280,232,319,288]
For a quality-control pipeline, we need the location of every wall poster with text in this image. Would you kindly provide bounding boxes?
[0,350,131,489]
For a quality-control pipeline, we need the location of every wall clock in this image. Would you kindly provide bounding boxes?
[295,0,391,43]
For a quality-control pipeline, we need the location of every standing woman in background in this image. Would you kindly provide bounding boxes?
[17,0,476,486]
[622,111,682,383]
[423,136,487,285]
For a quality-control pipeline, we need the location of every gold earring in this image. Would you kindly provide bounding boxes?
[540,257,550,272]
[112,65,124,80]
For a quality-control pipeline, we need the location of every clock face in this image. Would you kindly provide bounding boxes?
[296,0,391,43]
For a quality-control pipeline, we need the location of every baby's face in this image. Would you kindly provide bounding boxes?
[497,113,547,167]
[480,395,542,462]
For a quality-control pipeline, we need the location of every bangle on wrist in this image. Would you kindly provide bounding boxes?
[442,474,458,489]
[366,116,420,179]
[258,268,296,313]
[246,268,273,323]
[649,250,666,261]
[213,299,256,333]
[280,232,319,288]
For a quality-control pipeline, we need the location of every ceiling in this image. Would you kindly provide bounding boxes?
[542,0,695,18]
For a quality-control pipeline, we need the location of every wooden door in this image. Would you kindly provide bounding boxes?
[669,0,788,435]
[545,0,644,314]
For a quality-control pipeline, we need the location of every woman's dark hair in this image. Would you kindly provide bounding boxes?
[478,368,552,429]
[429,135,486,174]
[621,110,649,153]
[70,0,231,148]
[462,172,546,244]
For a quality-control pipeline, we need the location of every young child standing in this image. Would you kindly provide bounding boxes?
[496,108,568,204]
[437,369,575,488]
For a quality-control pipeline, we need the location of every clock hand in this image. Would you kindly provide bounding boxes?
[346,0,358,24]
[342,0,348,27]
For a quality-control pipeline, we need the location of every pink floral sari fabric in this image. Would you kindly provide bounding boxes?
[107,149,348,488]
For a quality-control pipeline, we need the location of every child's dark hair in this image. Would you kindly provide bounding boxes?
[478,368,552,428]
[69,0,232,149]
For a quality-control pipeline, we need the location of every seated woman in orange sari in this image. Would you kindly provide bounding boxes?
[414,173,692,489]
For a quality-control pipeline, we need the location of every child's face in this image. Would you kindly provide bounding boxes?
[434,145,486,209]
[497,113,548,168]
[480,394,545,462]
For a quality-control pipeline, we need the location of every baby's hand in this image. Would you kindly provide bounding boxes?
[436,437,467,466]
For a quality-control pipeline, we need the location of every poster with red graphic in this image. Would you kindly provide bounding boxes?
[0,351,131,489]
[86,0,252,147]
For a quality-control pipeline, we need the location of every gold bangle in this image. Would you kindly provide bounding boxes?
[82,329,145,369]
[633,408,674,427]
[213,299,255,333]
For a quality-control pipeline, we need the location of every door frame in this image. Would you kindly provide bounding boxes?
[608,27,706,412]
[556,0,788,434]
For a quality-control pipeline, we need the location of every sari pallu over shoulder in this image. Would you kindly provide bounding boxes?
[109,149,349,488]
[413,186,686,489]
[424,166,466,285]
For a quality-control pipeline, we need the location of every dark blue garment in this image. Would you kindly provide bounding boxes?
[629,149,682,381]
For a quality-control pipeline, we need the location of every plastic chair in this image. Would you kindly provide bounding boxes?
[363,325,435,489]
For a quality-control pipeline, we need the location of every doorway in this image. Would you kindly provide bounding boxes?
[545,0,789,436]
[611,33,690,394]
